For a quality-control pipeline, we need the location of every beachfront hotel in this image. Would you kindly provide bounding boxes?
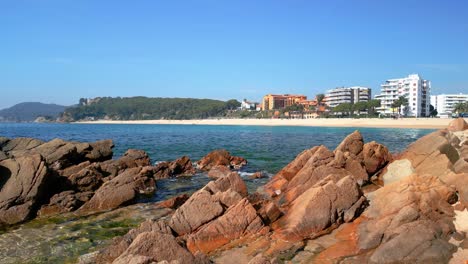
[261,94,307,110]
[431,94,468,118]
[375,74,431,117]
[325,86,372,108]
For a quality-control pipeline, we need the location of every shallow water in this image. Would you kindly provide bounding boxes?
[0,123,435,262]
[0,123,434,174]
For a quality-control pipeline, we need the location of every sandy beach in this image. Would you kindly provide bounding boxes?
[75,118,467,129]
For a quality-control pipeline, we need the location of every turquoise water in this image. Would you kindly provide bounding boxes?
[0,123,433,174]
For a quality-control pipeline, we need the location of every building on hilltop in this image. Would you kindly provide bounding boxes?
[376,74,430,117]
[262,94,307,110]
[325,86,371,108]
[240,99,260,111]
[431,94,468,118]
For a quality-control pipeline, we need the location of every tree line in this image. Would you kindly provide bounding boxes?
[62,97,241,121]
[330,99,381,116]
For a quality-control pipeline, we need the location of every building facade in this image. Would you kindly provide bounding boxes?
[376,74,430,117]
[430,94,468,118]
[240,99,259,110]
[325,86,371,108]
[262,94,307,110]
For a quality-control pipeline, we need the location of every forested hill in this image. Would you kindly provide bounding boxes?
[0,102,66,122]
[62,97,241,121]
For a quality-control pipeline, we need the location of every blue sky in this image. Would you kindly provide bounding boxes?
[1,0,467,109]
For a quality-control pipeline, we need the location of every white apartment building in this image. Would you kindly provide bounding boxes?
[376,74,430,117]
[326,86,372,108]
[431,94,468,118]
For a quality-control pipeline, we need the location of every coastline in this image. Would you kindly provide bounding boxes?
[74,118,467,129]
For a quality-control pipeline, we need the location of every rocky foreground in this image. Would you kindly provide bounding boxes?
[89,118,467,264]
[0,135,246,226]
[1,118,468,263]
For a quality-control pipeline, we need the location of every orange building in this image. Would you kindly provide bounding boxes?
[262,94,307,110]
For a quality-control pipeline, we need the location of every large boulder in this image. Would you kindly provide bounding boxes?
[113,231,201,264]
[0,137,44,153]
[197,149,247,171]
[67,165,104,192]
[153,156,196,179]
[272,175,365,241]
[382,159,415,185]
[99,149,151,178]
[169,189,224,236]
[357,174,457,263]
[0,150,7,161]
[0,154,51,225]
[207,165,232,179]
[362,141,392,175]
[186,198,265,255]
[448,118,468,132]
[78,166,156,213]
[85,139,114,162]
[169,172,248,236]
[37,190,93,217]
[95,219,174,263]
[335,130,364,156]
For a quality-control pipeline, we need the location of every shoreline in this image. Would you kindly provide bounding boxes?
[74,118,467,129]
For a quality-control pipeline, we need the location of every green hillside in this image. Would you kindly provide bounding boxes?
[62,97,240,121]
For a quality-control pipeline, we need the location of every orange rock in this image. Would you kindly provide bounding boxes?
[186,198,264,254]
[448,117,468,132]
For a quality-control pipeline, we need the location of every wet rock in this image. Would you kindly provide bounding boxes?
[37,190,93,217]
[448,117,468,132]
[186,198,264,255]
[205,171,248,197]
[157,194,190,209]
[362,141,392,175]
[249,171,267,179]
[207,165,231,179]
[100,149,151,178]
[0,154,50,225]
[85,139,114,162]
[153,156,196,179]
[197,149,247,171]
[78,166,156,213]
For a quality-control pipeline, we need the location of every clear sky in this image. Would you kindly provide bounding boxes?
[1,0,467,109]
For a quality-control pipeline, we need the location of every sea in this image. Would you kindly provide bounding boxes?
[0,123,434,263]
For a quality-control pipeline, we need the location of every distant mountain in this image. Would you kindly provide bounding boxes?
[0,102,67,122]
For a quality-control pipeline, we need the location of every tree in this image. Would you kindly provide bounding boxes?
[353,101,368,115]
[392,96,409,117]
[333,103,354,117]
[316,94,325,105]
[367,99,381,116]
[453,102,468,114]
[429,105,438,117]
[225,99,241,110]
